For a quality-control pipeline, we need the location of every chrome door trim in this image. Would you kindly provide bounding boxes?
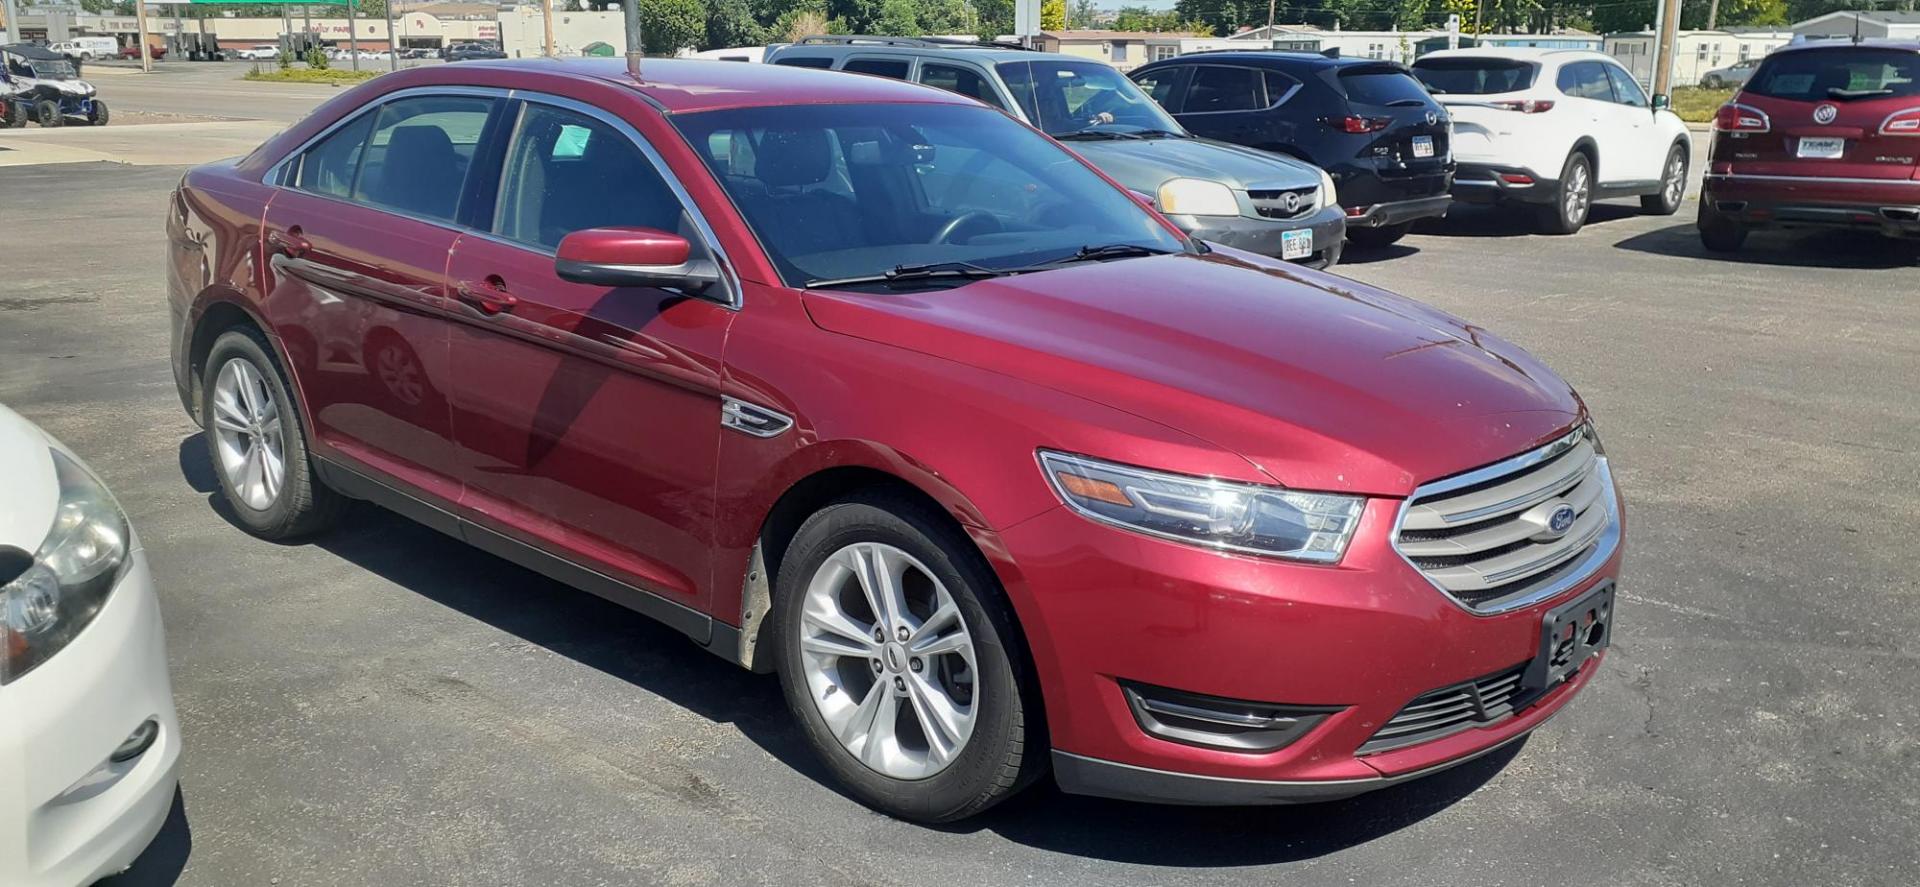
[1706,172,1920,187]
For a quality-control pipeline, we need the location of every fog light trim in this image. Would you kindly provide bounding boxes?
[1120,681,1340,754]
[109,719,159,764]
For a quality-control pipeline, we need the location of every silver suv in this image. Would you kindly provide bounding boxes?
[765,36,1348,268]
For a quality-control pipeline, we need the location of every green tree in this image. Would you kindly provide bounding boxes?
[1069,0,1099,27]
[706,0,769,49]
[640,0,704,53]
[1041,0,1066,30]
[920,0,984,34]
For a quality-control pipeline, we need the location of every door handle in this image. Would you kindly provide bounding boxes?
[456,276,518,315]
[266,227,310,258]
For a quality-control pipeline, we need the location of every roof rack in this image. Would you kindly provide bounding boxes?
[793,34,1033,51]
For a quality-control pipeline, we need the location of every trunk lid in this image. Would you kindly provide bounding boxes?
[1336,65,1454,179]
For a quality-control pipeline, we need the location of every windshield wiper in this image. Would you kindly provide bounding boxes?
[804,261,1012,290]
[1039,243,1178,267]
[1054,130,1144,141]
[1828,87,1893,99]
[1132,129,1186,139]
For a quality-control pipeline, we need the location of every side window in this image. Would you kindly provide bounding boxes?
[842,57,911,80]
[1605,65,1649,107]
[1556,62,1616,102]
[493,103,690,251]
[1131,68,1184,108]
[293,111,377,198]
[919,63,1006,110]
[1263,70,1301,106]
[1183,65,1263,113]
[772,56,833,69]
[351,95,495,223]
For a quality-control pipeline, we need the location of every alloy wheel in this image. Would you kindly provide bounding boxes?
[796,541,978,780]
[1564,164,1591,226]
[210,357,287,511]
[1664,150,1686,206]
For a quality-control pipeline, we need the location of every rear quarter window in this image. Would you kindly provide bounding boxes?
[771,56,833,69]
[1413,58,1539,95]
[1746,49,1920,101]
[1339,68,1434,106]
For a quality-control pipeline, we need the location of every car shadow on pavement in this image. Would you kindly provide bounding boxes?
[96,787,193,887]
[176,434,1515,864]
[1613,222,1920,269]
[1416,202,1644,238]
[1334,243,1420,265]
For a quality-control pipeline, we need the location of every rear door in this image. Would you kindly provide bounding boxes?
[1165,64,1301,151]
[259,91,503,505]
[1729,46,1920,182]
[1336,64,1452,197]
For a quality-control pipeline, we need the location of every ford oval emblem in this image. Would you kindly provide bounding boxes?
[1547,504,1577,536]
[1814,103,1838,125]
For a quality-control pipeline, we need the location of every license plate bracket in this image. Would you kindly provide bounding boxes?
[1281,228,1314,260]
[1412,135,1436,159]
[1797,136,1845,159]
[1523,582,1614,693]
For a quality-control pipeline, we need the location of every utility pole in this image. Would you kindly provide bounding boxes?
[541,0,554,57]
[623,0,641,77]
[1266,0,1275,32]
[1652,0,1680,98]
[347,0,358,70]
[1707,0,1719,31]
[135,0,152,73]
[385,0,397,70]
[1474,0,1484,38]
[1,0,19,46]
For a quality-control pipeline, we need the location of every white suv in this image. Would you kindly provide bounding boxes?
[1413,49,1693,234]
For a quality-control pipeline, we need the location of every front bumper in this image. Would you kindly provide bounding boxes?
[1702,173,1920,238]
[0,551,181,886]
[1168,205,1347,269]
[997,487,1622,805]
[1452,162,1558,205]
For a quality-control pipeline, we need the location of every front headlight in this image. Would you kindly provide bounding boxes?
[1157,178,1240,217]
[1,448,130,684]
[1314,166,1338,212]
[1039,451,1364,563]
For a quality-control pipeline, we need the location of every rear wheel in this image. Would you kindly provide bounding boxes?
[1641,143,1687,215]
[35,100,64,128]
[1346,222,1411,248]
[1,101,25,128]
[774,491,1043,823]
[201,327,346,539]
[1536,152,1591,235]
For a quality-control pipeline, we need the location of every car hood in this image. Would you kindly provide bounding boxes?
[802,250,1583,496]
[1067,136,1320,193]
[0,404,58,551]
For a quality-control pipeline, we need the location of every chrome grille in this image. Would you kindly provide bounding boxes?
[1393,425,1618,613]
[1247,187,1318,220]
[1359,662,1527,754]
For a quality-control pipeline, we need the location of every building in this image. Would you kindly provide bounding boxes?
[1033,30,1198,70]
[1790,10,1920,42]
[1605,28,1792,87]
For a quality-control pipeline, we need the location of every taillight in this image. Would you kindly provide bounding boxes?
[1327,115,1393,134]
[1881,108,1920,136]
[1713,103,1771,133]
[1489,99,1555,114]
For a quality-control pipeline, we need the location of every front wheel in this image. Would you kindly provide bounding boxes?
[1641,143,1687,215]
[1536,152,1592,235]
[35,100,64,128]
[1346,222,1411,248]
[201,327,346,539]
[87,99,109,126]
[774,492,1044,823]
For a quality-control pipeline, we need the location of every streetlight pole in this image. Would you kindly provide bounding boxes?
[347,0,358,71]
[623,0,641,77]
[541,0,554,57]
[385,0,397,70]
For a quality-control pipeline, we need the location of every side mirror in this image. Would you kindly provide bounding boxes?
[555,227,720,296]
[1651,94,1671,110]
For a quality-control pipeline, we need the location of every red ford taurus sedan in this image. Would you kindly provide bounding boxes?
[166,59,1622,822]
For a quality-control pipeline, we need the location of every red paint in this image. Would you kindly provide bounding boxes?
[169,60,1619,798]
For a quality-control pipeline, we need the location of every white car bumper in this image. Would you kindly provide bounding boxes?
[0,550,180,887]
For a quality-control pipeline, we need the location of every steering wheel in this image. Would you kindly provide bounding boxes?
[931,211,1002,245]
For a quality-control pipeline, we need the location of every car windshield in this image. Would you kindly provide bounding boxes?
[1747,49,1920,101]
[996,59,1184,138]
[1412,58,1539,95]
[673,102,1187,290]
[5,57,75,79]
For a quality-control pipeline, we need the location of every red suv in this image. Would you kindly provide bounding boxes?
[1700,40,1920,251]
[166,60,1622,822]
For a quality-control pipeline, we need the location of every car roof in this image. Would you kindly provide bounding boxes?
[768,36,1087,66]
[1141,50,1403,70]
[1769,38,1920,56]
[1416,47,1612,65]
[437,57,978,114]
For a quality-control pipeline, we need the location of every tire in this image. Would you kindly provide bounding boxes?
[2,101,24,128]
[35,100,64,128]
[1703,76,1722,89]
[201,327,347,540]
[1535,151,1592,235]
[773,491,1044,823]
[87,100,109,127]
[1698,211,1749,253]
[1641,143,1687,215]
[1346,222,1412,248]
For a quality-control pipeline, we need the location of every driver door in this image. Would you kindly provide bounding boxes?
[443,96,735,617]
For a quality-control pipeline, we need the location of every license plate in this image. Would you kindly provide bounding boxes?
[1522,582,1613,693]
[1797,136,1845,159]
[1411,135,1436,159]
[1281,228,1313,260]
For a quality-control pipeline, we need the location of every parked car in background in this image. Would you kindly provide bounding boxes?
[235,44,283,61]
[1129,50,1454,248]
[767,36,1346,267]
[1700,57,1761,88]
[1698,40,1920,251]
[1413,49,1692,234]
[168,58,1619,824]
[444,42,507,62]
[0,403,181,886]
[48,36,117,60]
[116,43,164,61]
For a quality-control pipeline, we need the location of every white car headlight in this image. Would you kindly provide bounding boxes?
[1,448,130,684]
[1315,166,1338,212]
[1157,178,1240,217]
[1039,451,1364,563]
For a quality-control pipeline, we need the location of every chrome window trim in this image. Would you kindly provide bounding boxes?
[1389,425,1622,617]
[1706,172,1920,187]
[262,84,743,310]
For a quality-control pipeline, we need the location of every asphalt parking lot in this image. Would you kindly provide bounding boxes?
[3,72,1918,887]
